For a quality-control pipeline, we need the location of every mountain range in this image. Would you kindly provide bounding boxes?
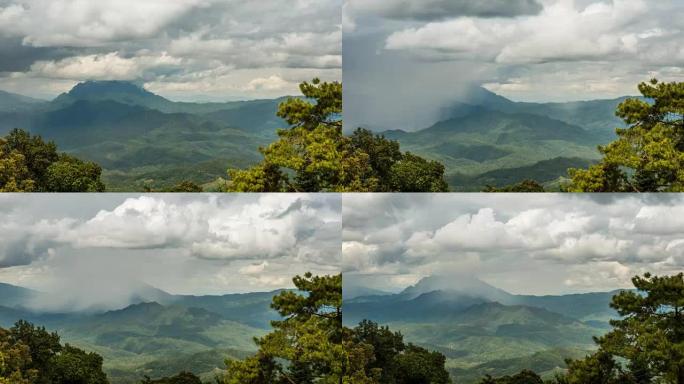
[1,82,632,191]
[0,81,288,191]
[379,87,633,190]
[344,275,621,382]
[0,281,283,383]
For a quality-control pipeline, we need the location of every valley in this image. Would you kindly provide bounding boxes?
[0,282,281,383]
[344,276,620,383]
[1,81,634,191]
[378,88,633,190]
[0,81,287,191]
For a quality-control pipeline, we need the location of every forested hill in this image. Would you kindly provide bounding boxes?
[0,281,285,383]
[378,87,633,190]
[0,81,291,191]
[344,276,622,383]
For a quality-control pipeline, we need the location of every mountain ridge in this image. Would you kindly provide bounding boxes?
[0,80,294,190]
[375,86,628,189]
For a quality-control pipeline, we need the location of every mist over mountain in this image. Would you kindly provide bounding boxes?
[0,90,48,112]
[374,87,631,190]
[0,280,282,383]
[0,81,291,191]
[345,275,621,382]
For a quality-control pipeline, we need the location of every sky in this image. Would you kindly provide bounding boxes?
[0,0,341,101]
[0,194,341,311]
[344,0,684,131]
[343,194,684,296]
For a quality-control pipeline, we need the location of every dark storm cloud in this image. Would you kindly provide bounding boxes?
[0,38,82,72]
[0,0,341,99]
[0,194,341,311]
[344,0,684,131]
[0,237,52,268]
[350,0,542,21]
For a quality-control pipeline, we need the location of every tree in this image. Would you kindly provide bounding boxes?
[140,371,202,384]
[227,80,448,192]
[165,181,203,192]
[347,320,451,384]
[222,274,452,384]
[0,129,105,192]
[568,79,684,192]
[479,370,544,384]
[44,154,105,192]
[394,344,451,384]
[0,141,35,192]
[483,180,545,192]
[0,327,36,384]
[2,129,59,189]
[8,320,61,384]
[388,153,449,192]
[48,344,108,384]
[222,273,344,384]
[0,321,109,384]
[560,273,684,384]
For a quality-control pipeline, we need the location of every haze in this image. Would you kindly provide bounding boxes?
[343,0,684,131]
[0,194,341,311]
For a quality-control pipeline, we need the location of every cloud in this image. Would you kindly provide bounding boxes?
[384,0,651,64]
[0,0,342,99]
[345,0,684,120]
[27,52,182,81]
[239,261,269,275]
[51,195,340,264]
[343,194,684,294]
[0,0,208,47]
[347,0,542,21]
[0,194,341,266]
[244,75,296,91]
[0,194,341,310]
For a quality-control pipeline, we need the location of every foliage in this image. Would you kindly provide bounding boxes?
[140,371,202,384]
[228,79,448,192]
[0,129,105,192]
[484,273,684,384]
[44,154,106,192]
[222,273,343,384]
[562,273,684,384]
[0,320,109,384]
[164,181,204,192]
[388,153,449,192]
[0,327,36,384]
[347,320,451,384]
[479,370,544,384]
[483,179,545,192]
[48,344,109,384]
[569,79,684,191]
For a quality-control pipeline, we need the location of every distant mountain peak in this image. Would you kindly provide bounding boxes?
[401,275,512,302]
[68,80,151,96]
[52,80,170,109]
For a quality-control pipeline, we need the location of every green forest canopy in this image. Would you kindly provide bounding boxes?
[2,272,682,383]
[0,129,105,192]
[480,273,684,384]
[568,79,684,192]
[227,79,449,192]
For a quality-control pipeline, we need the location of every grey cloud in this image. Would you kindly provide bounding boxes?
[0,0,341,99]
[345,0,684,130]
[0,38,83,72]
[0,194,341,311]
[349,0,542,21]
[0,237,52,268]
[343,194,684,294]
